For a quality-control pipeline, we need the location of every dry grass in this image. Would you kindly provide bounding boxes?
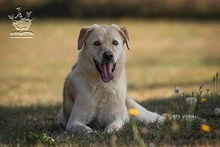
[0,19,220,146]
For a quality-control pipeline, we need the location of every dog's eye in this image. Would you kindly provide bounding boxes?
[112,40,118,46]
[94,41,101,46]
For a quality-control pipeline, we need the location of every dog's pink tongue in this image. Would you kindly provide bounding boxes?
[100,62,114,82]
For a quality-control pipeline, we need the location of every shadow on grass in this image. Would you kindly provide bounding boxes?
[0,104,63,145]
[140,96,220,117]
[0,104,60,123]
[0,96,219,146]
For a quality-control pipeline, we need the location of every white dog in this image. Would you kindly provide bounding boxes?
[57,24,166,134]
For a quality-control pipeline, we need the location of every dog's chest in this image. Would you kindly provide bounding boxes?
[87,82,126,120]
[89,82,123,105]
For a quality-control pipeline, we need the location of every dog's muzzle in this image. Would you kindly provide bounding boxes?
[93,51,116,82]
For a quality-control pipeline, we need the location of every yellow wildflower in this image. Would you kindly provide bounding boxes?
[129,108,139,116]
[206,88,210,92]
[201,124,211,132]
[201,98,207,103]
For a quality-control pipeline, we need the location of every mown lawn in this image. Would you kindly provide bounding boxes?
[0,19,219,146]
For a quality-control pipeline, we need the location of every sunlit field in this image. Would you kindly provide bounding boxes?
[1,19,219,105]
[0,19,220,146]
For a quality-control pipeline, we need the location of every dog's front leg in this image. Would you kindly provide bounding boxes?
[66,107,94,134]
[126,95,166,123]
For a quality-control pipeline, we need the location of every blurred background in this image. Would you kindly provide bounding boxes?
[1,0,220,19]
[0,0,220,107]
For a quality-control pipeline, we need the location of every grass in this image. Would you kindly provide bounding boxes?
[0,19,220,146]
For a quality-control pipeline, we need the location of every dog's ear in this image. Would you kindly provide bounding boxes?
[119,27,130,50]
[78,27,93,50]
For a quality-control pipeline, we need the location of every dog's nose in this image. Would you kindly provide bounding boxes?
[103,51,114,61]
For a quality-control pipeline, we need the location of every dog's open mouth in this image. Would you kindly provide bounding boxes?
[94,59,116,82]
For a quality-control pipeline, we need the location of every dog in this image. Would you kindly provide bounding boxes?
[57,24,166,134]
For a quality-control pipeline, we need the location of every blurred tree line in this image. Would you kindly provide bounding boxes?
[1,0,220,19]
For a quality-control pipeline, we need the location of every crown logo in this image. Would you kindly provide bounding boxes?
[8,6,35,38]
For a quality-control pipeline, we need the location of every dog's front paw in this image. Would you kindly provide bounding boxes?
[104,125,118,133]
[66,122,93,134]
[104,121,123,133]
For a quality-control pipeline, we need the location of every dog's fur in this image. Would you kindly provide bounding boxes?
[57,24,165,134]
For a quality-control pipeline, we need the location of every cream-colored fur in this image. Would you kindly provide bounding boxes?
[57,24,165,134]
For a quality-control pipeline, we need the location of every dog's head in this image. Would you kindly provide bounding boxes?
[77,24,130,82]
